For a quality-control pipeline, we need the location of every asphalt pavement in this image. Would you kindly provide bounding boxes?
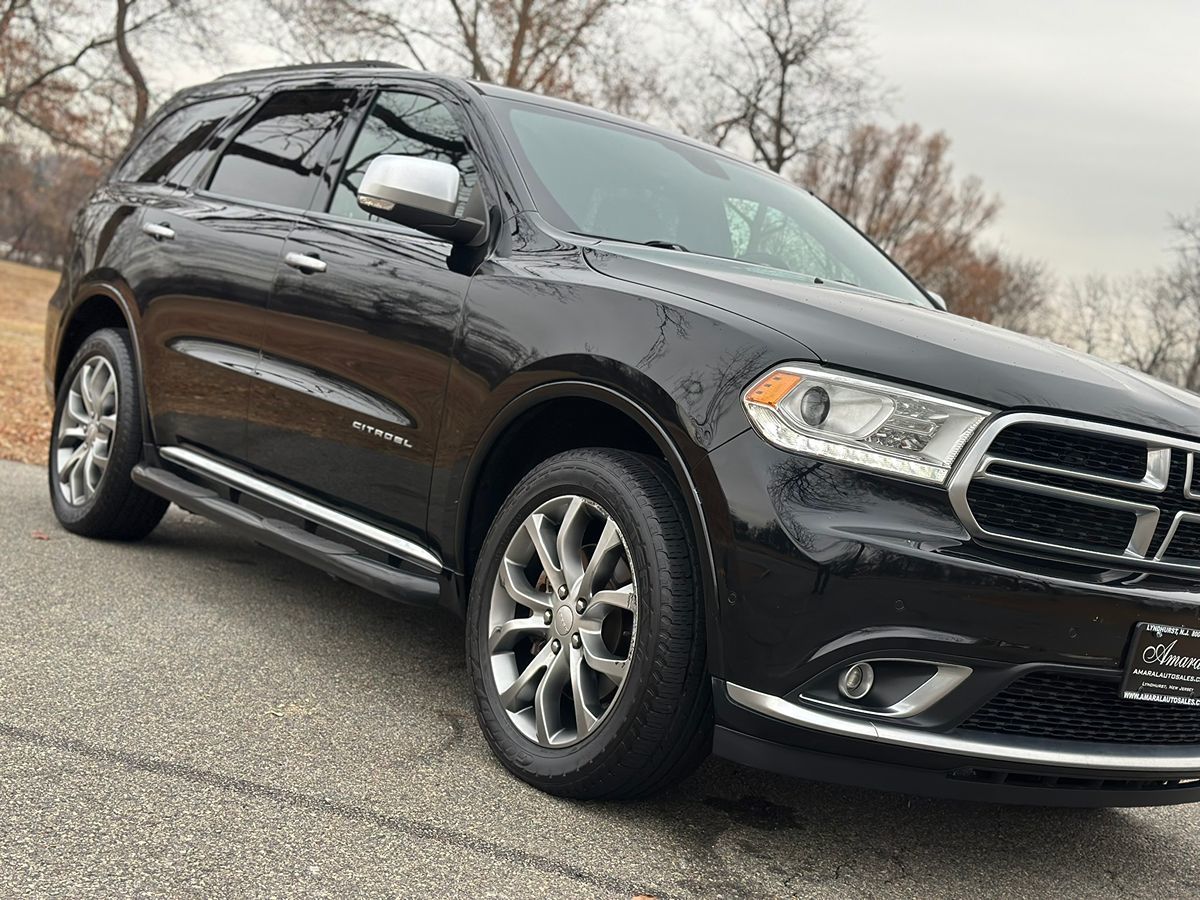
[3,458,1200,898]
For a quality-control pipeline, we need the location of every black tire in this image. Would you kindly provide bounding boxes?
[48,327,168,540]
[467,448,712,799]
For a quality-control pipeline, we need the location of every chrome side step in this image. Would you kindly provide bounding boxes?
[157,445,442,573]
[132,461,442,608]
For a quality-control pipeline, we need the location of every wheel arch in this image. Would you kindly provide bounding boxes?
[452,380,725,660]
[53,279,153,447]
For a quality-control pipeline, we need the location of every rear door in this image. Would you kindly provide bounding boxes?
[246,85,481,535]
[132,86,357,463]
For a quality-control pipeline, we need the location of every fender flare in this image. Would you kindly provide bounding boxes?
[454,379,724,649]
[56,279,154,446]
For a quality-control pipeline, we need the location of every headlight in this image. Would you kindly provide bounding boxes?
[742,364,990,484]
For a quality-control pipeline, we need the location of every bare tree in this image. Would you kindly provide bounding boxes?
[800,121,1049,328]
[114,0,149,131]
[1054,275,1122,357]
[1165,211,1200,390]
[1053,211,1200,390]
[704,0,885,175]
[1,0,128,157]
[260,0,636,103]
[0,142,102,265]
[1,0,217,159]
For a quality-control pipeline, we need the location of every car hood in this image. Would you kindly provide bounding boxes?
[584,244,1200,438]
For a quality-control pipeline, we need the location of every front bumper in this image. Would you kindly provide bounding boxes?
[705,430,1200,805]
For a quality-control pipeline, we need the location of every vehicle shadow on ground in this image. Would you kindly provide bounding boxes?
[134,511,1180,896]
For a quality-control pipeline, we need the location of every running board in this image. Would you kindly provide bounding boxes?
[132,463,442,607]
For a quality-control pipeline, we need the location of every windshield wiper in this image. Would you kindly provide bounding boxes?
[572,232,690,253]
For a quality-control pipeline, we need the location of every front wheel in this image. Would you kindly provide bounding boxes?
[467,449,711,799]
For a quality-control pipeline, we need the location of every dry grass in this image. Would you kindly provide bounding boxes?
[0,259,59,464]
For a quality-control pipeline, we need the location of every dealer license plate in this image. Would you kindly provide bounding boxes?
[1122,623,1200,706]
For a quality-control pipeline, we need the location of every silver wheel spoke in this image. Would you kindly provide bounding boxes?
[556,496,589,591]
[66,395,89,426]
[498,642,555,711]
[487,493,639,748]
[569,645,600,738]
[579,630,630,685]
[58,426,87,446]
[58,443,87,483]
[533,649,570,744]
[489,615,548,653]
[54,355,118,507]
[78,363,95,414]
[588,585,636,614]
[96,370,116,409]
[84,447,101,492]
[499,557,551,612]
[525,513,565,594]
[578,517,623,598]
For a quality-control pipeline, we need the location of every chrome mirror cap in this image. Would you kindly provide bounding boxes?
[357,155,460,218]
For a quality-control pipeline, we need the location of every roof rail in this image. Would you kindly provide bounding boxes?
[214,60,409,81]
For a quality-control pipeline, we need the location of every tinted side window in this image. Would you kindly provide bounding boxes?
[329,90,477,222]
[208,89,356,209]
[113,95,252,188]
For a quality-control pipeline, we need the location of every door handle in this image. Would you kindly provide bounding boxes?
[141,222,175,241]
[284,251,327,274]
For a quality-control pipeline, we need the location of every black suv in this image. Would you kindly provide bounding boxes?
[45,62,1200,806]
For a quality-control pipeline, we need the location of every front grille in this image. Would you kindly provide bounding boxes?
[960,672,1200,744]
[965,481,1136,554]
[949,415,1200,573]
[988,423,1148,480]
[1163,521,1200,563]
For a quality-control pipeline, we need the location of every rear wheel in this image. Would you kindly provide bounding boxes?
[48,328,168,539]
[467,448,711,799]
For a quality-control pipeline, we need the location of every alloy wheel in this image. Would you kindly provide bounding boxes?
[55,355,118,506]
[487,494,639,747]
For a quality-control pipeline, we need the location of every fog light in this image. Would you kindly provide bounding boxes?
[838,663,874,701]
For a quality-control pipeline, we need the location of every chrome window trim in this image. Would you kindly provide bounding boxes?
[160,445,443,573]
[947,412,1200,574]
[726,681,1200,773]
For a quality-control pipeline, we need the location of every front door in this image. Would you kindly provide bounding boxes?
[247,87,481,537]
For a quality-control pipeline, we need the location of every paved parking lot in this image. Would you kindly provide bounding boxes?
[3,458,1200,898]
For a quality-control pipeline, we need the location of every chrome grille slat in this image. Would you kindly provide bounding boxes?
[975,449,1170,493]
[948,413,1200,574]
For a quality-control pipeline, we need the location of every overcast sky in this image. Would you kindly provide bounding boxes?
[160,1,1197,281]
[863,0,1200,280]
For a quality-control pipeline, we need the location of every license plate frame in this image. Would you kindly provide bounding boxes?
[1121,622,1200,706]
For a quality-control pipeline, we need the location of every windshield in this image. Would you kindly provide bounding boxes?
[486,97,930,307]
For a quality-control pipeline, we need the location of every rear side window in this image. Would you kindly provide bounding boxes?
[328,90,478,222]
[207,89,356,209]
[113,95,252,188]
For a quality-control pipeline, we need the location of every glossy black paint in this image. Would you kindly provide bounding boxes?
[45,63,1200,803]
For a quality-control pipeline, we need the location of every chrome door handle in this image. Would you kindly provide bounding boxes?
[284,251,326,273]
[141,222,175,241]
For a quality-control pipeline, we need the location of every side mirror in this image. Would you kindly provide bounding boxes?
[357,155,487,246]
[927,290,948,311]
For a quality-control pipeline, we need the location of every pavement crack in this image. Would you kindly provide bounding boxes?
[0,720,663,899]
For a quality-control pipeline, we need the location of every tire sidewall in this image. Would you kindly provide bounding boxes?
[467,455,677,782]
[48,328,143,531]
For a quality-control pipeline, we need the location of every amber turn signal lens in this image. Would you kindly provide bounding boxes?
[745,371,803,408]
